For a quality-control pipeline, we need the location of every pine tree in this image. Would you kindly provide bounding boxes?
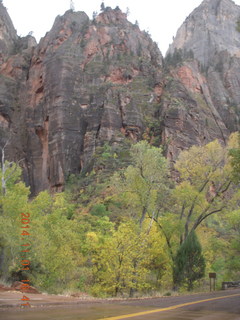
[100,2,105,12]
[70,0,75,11]
[173,231,205,291]
[92,11,98,19]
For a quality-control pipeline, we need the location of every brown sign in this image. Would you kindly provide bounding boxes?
[209,272,216,279]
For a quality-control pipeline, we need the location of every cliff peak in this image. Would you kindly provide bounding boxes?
[200,0,237,7]
[168,0,240,66]
[0,2,18,63]
[95,7,128,25]
[199,0,239,15]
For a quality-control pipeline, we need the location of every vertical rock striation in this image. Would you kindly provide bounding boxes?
[163,0,240,160]
[168,0,240,66]
[0,1,240,193]
[1,7,163,194]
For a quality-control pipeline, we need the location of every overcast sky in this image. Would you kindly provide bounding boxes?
[3,0,240,55]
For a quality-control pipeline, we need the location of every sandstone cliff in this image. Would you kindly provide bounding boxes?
[0,2,17,60]
[0,1,239,193]
[160,60,230,161]
[168,0,240,66]
[167,0,240,128]
[1,4,164,193]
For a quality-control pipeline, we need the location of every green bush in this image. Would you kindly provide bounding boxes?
[236,19,240,32]
[90,204,109,217]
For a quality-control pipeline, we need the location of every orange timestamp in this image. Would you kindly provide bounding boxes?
[20,212,31,307]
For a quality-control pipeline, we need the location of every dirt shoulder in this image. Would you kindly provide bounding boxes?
[0,290,101,310]
[2,288,240,311]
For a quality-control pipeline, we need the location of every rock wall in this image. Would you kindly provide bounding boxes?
[0,1,239,193]
[168,0,240,66]
[160,61,229,162]
[163,0,240,160]
[168,0,240,124]
[1,5,164,193]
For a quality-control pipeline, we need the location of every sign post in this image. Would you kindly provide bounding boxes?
[209,272,216,291]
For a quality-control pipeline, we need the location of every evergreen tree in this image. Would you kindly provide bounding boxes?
[164,48,183,67]
[70,0,75,11]
[100,2,105,12]
[92,11,98,19]
[173,231,205,291]
[236,19,240,33]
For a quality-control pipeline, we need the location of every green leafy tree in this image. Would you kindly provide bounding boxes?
[1,138,23,195]
[222,206,240,280]
[227,208,240,280]
[0,163,30,280]
[90,203,109,217]
[90,222,146,296]
[173,136,238,244]
[114,140,169,228]
[168,134,239,290]
[229,132,240,183]
[173,231,205,291]
[144,134,239,289]
[28,191,83,292]
[90,221,169,297]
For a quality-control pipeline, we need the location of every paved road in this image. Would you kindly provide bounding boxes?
[1,289,240,320]
[99,290,240,320]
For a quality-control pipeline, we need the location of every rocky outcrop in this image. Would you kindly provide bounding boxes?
[0,2,17,137]
[206,52,240,132]
[1,5,164,194]
[168,0,240,66]
[160,61,229,161]
[0,2,36,163]
[0,1,239,193]
[0,2,18,62]
[163,0,240,160]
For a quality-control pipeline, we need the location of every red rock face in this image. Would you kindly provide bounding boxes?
[0,3,239,194]
[175,65,204,94]
[160,59,230,163]
[0,2,17,62]
[167,0,240,135]
[0,6,164,194]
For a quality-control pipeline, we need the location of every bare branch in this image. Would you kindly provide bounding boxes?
[148,213,174,260]
[192,206,226,232]
[146,210,155,235]
[198,178,209,193]
[180,201,186,220]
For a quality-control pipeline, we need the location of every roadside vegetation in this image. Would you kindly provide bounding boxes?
[0,133,239,297]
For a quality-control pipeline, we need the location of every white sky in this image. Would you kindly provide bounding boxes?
[2,0,240,56]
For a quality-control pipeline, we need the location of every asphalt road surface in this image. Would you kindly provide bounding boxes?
[98,289,240,320]
[1,289,240,320]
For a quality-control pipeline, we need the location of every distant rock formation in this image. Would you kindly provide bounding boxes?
[168,0,240,66]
